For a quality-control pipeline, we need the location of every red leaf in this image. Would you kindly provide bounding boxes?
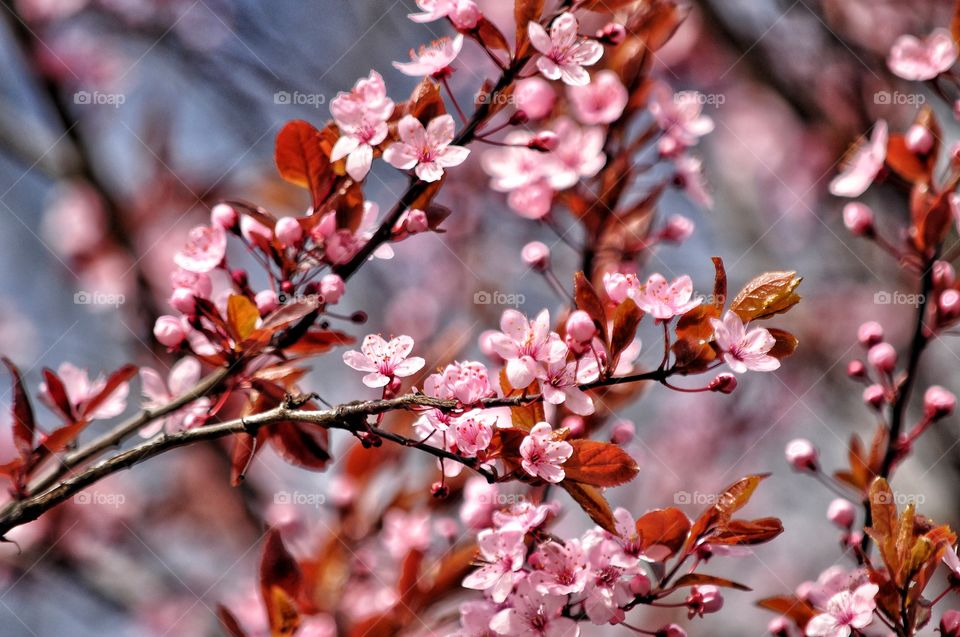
[217,605,251,637]
[561,481,616,533]
[269,421,331,471]
[673,573,751,591]
[230,432,261,486]
[41,368,74,422]
[635,508,691,557]
[2,357,35,460]
[562,440,639,487]
[574,271,607,344]
[275,120,334,210]
[609,299,642,369]
[514,0,545,57]
[259,529,303,636]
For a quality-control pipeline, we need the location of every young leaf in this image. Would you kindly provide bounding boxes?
[561,481,616,533]
[757,595,817,628]
[41,368,74,422]
[574,271,607,343]
[228,295,260,342]
[609,299,642,369]
[406,78,446,122]
[635,508,691,557]
[2,357,35,459]
[730,272,802,322]
[217,605,251,637]
[275,120,334,210]
[673,573,751,591]
[514,0,545,57]
[259,528,303,636]
[562,440,639,487]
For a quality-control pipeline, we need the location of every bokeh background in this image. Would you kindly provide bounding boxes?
[0,0,958,635]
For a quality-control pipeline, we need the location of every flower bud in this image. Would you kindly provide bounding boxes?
[401,208,429,234]
[933,260,956,289]
[521,241,550,270]
[255,289,279,314]
[767,617,791,637]
[847,360,866,379]
[275,217,303,247]
[863,384,886,409]
[785,438,818,471]
[655,624,687,637]
[602,272,631,304]
[561,415,585,437]
[528,131,559,152]
[450,0,481,29]
[231,268,249,289]
[857,321,883,346]
[431,481,449,498]
[240,215,273,244]
[660,214,695,243]
[320,274,345,305]
[513,77,556,120]
[169,287,197,314]
[629,573,651,596]
[905,124,934,154]
[709,373,738,394]
[923,385,956,420]
[827,498,855,528]
[211,203,238,230]
[941,610,960,637]
[867,342,897,373]
[610,419,635,445]
[154,315,186,348]
[843,202,874,236]
[566,310,597,342]
[939,289,960,321]
[686,585,723,617]
[595,22,626,45]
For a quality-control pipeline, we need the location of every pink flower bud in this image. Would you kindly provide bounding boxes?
[232,268,248,288]
[275,217,303,247]
[767,617,791,636]
[629,573,651,596]
[660,214,695,243]
[857,321,883,347]
[905,124,934,154]
[154,316,186,347]
[566,310,597,342]
[513,77,556,120]
[941,610,960,637]
[686,585,723,617]
[867,342,897,373]
[863,384,886,409]
[402,208,429,234]
[939,289,960,321]
[827,498,856,528]
[211,203,238,230]
[603,272,631,304]
[709,372,738,394]
[785,438,818,471]
[240,215,273,244]
[320,274,345,305]
[923,385,956,419]
[169,287,197,314]
[610,419,635,445]
[655,625,687,637]
[842,202,874,236]
[933,260,956,289]
[844,530,863,548]
[561,415,585,437]
[450,0,481,29]
[255,290,279,314]
[521,241,550,270]
[528,131,559,152]
[596,22,626,45]
[847,360,866,378]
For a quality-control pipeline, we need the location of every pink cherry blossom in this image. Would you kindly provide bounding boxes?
[138,357,211,437]
[481,132,555,218]
[461,528,526,603]
[805,583,878,637]
[408,0,480,30]
[529,539,589,595]
[887,29,958,81]
[829,120,887,198]
[630,273,702,320]
[528,12,603,86]
[173,224,227,273]
[393,34,463,77]
[567,70,628,125]
[382,509,432,559]
[545,118,606,190]
[519,422,573,483]
[452,410,496,457]
[674,154,713,208]
[342,334,426,388]
[710,311,780,373]
[383,114,470,182]
[580,531,634,625]
[537,358,598,416]
[492,500,559,533]
[488,309,567,389]
[330,71,395,181]
[460,477,499,529]
[424,360,492,404]
[489,578,580,637]
[648,85,715,157]
[453,599,501,637]
[40,362,129,421]
[513,76,557,119]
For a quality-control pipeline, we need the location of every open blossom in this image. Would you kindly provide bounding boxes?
[674,154,713,208]
[481,131,554,219]
[39,362,129,421]
[567,70,628,125]
[631,274,701,320]
[529,539,589,595]
[138,357,211,437]
[520,422,573,483]
[546,117,606,190]
[461,528,526,603]
[805,583,878,637]
[382,509,432,559]
[383,114,470,182]
[424,360,491,404]
[393,34,463,77]
[489,309,567,389]
[888,28,958,81]
[453,600,501,637]
[648,85,714,157]
[330,71,395,181]
[580,531,635,624]
[537,358,598,416]
[829,120,887,198]
[710,311,780,373]
[493,501,559,534]
[173,224,227,273]
[408,0,480,29]
[452,410,496,456]
[528,12,603,86]
[342,334,425,388]
[489,578,580,637]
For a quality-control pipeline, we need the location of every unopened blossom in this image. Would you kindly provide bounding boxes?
[923,385,956,419]
[888,29,958,81]
[603,272,637,305]
[805,583,878,637]
[393,34,463,77]
[827,499,855,529]
[686,585,723,618]
[709,311,780,373]
[320,273,345,304]
[342,334,425,388]
[867,342,896,373]
[154,315,186,348]
[138,357,211,437]
[942,610,960,637]
[567,70,628,125]
[842,202,874,236]
[519,422,573,483]
[648,85,714,157]
[255,289,279,314]
[829,120,888,198]
[330,71,395,181]
[537,358,598,416]
[659,214,695,243]
[39,362,129,421]
[631,273,701,320]
[529,539,589,595]
[513,76,557,119]
[452,410,496,456]
[521,241,550,270]
[210,202,238,230]
[240,214,273,244]
[460,477,499,529]
[424,360,492,404]
[461,528,526,603]
[489,309,567,389]
[383,114,470,182]
[528,12,603,86]
[545,118,606,190]
[174,224,227,273]
[489,578,580,637]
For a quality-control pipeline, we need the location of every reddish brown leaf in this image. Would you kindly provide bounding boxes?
[561,481,616,533]
[217,605,251,637]
[886,135,931,185]
[730,272,802,322]
[230,432,261,486]
[275,120,334,210]
[711,256,727,311]
[284,330,355,357]
[710,517,784,545]
[635,508,691,557]
[514,0,545,57]
[406,79,446,122]
[2,358,34,462]
[41,368,74,422]
[563,440,639,487]
[269,421,331,471]
[767,328,799,360]
[609,299,642,369]
[673,573,751,591]
[474,17,510,53]
[228,295,260,342]
[574,271,607,343]
[259,528,302,636]
[757,595,817,629]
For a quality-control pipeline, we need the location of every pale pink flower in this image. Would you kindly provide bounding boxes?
[513,76,557,119]
[40,362,129,421]
[462,528,527,603]
[424,360,492,404]
[805,583,878,637]
[383,114,470,182]
[330,71,395,181]
[481,132,555,218]
[829,120,888,198]
[453,599,501,637]
[686,585,724,618]
[545,118,606,190]
[393,34,464,77]
[492,501,559,533]
[674,154,713,207]
[648,85,714,156]
[489,309,568,389]
[138,357,211,437]
[603,272,638,305]
[173,224,227,273]
[581,532,633,625]
[383,509,432,559]
[489,578,580,637]
[888,29,958,81]
[529,539,589,595]
[567,70,628,125]
[709,311,780,373]
[630,273,701,320]
[519,422,573,483]
[528,12,603,86]
[342,334,426,388]
[453,410,496,457]
[408,0,480,29]
[537,358,598,416]
[460,477,499,529]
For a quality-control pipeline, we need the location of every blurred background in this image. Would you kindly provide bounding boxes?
[0,0,958,635]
